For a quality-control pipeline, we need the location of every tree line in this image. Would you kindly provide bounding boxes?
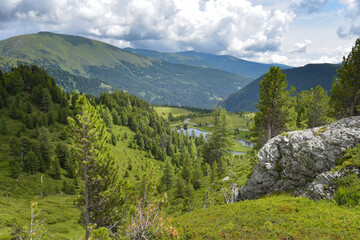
[0,63,237,239]
[251,38,360,149]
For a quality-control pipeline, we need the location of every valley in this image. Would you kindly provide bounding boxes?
[0,32,359,240]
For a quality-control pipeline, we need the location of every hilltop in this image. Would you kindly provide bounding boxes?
[220,63,341,112]
[0,32,251,109]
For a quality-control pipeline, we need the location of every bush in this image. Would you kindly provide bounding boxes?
[334,174,360,207]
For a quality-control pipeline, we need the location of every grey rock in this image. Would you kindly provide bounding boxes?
[304,171,341,200]
[230,183,239,203]
[305,167,360,200]
[222,176,230,181]
[239,116,360,201]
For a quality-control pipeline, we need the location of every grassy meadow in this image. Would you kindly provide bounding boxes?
[175,194,360,239]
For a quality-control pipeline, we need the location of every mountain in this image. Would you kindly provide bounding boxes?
[125,48,292,79]
[0,32,251,109]
[220,63,341,112]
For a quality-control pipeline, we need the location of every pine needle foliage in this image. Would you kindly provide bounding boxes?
[67,94,123,239]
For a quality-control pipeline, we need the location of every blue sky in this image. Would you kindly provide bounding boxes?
[0,0,359,66]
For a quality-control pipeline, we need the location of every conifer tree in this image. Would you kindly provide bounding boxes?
[126,161,170,239]
[295,86,330,129]
[24,151,39,174]
[159,159,174,192]
[330,38,360,118]
[4,70,24,95]
[251,66,296,148]
[39,88,52,112]
[308,86,330,128]
[67,94,122,239]
[203,107,231,167]
[0,117,8,135]
[53,156,62,180]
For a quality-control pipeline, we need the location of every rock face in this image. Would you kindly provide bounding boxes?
[239,116,360,201]
[304,167,360,200]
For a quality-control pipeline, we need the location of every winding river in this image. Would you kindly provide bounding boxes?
[178,127,254,154]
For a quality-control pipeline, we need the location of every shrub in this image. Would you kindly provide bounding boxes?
[334,174,360,207]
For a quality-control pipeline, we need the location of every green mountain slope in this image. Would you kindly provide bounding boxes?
[0,32,251,108]
[220,63,341,112]
[125,48,292,79]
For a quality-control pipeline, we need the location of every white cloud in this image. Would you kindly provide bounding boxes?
[290,39,311,53]
[311,55,341,64]
[338,0,360,38]
[0,0,294,59]
[291,0,329,14]
[339,0,360,18]
[244,51,289,65]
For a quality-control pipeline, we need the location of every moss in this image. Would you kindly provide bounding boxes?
[280,131,289,137]
[313,126,327,136]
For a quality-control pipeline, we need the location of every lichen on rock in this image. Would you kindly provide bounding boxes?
[238,116,360,201]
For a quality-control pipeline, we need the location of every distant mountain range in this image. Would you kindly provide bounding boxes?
[219,64,341,112]
[0,32,252,109]
[125,48,292,79]
[0,32,340,110]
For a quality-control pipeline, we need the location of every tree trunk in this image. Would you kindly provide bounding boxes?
[84,164,90,240]
[267,118,272,141]
[350,99,354,117]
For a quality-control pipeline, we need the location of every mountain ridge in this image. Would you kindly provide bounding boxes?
[125,47,292,79]
[0,32,251,109]
[220,63,341,112]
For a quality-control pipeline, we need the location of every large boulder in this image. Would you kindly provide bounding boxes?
[239,116,360,201]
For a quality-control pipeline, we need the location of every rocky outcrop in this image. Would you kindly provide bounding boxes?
[304,167,360,200]
[239,116,360,201]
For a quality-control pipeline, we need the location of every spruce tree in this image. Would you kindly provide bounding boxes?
[308,86,330,127]
[67,94,122,239]
[4,70,24,95]
[251,66,296,148]
[203,107,231,167]
[159,159,174,192]
[39,88,52,112]
[330,38,360,118]
[295,86,330,129]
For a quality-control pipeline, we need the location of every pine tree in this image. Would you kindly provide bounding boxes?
[24,151,39,174]
[66,94,122,239]
[308,86,330,127]
[39,88,52,112]
[126,161,170,239]
[203,107,231,166]
[159,159,174,192]
[53,156,62,180]
[4,70,24,95]
[11,202,48,239]
[251,66,297,148]
[0,117,8,135]
[330,38,360,118]
[295,86,330,129]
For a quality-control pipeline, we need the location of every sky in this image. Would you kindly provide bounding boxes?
[0,0,359,66]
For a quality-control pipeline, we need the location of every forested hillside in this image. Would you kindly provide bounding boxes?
[0,65,253,239]
[125,48,292,79]
[1,39,360,239]
[0,32,252,109]
[220,63,341,112]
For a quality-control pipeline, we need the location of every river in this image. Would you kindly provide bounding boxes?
[178,127,254,148]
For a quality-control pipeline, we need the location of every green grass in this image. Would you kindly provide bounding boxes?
[230,140,252,153]
[191,113,254,130]
[154,107,193,119]
[175,194,360,239]
[193,125,212,132]
[0,195,83,240]
[232,129,250,140]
